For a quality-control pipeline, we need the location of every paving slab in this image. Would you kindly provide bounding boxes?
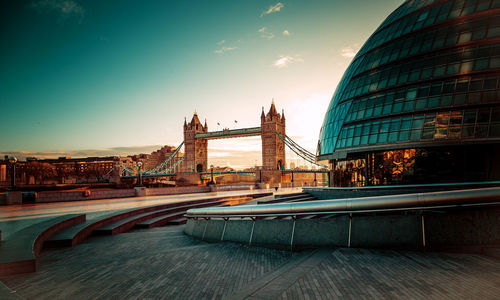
[2,226,500,299]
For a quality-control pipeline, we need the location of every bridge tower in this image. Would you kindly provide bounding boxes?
[183,112,208,173]
[261,101,286,183]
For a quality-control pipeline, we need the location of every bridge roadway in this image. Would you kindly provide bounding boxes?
[195,127,261,140]
[1,224,500,299]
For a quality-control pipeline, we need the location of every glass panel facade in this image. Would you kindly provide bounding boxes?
[334,145,500,187]
[318,0,500,159]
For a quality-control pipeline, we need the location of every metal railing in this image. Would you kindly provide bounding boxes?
[303,180,500,191]
[186,187,500,219]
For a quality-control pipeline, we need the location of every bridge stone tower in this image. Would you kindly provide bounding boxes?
[261,101,286,183]
[183,112,208,173]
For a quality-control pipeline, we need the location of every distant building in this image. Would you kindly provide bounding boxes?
[120,145,183,176]
[0,144,183,187]
[317,0,500,186]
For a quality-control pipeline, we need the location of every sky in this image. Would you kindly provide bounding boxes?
[0,0,403,168]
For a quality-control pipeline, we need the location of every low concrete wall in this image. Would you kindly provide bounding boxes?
[37,189,136,203]
[186,207,500,252]
[147,186,211,196]
[425,209,500,248]
[212,184,257,192]
[0,193,6,205]
[31,186,210,203]
[8,186,267,204]
[294,217,349,248]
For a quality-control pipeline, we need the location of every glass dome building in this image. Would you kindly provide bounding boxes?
[318,0,500,186]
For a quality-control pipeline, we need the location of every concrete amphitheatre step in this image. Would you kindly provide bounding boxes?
[95,200,225,234]
[0,214,86,277]
[135,212,186,228]
[258,193,316,204]
[166,218,187,225]
[45,195,251,247]
[135,201,225,228]
[274,192,307,199]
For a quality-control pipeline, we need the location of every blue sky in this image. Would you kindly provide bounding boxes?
[0,0,403,167]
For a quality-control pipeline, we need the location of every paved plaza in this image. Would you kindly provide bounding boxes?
[1,224,500,299]
[0,188,295,240]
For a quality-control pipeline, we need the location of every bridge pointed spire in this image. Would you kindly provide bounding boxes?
[268,100,278,116]
[282,109,285,120]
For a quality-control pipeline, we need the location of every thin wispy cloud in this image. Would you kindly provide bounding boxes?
[272,55,303,68]
[282,30,291,36]
[217,40,225,45]
[29,0,85,21]
[340,44,360,58]
[261,2,284,17]
[214,46,237,54]
[258,27,275,39]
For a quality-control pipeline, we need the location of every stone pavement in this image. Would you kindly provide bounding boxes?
[2,226,500,299]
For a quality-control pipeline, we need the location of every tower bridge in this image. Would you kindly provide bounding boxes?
[182,101,287,183]
[119,102,327,185]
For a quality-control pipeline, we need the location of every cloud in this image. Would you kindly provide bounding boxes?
[217,40,225,45]
[282,30,291,36]
[258,27,275,39]
[340,44,360,58]
[214,46,237,54]
[272,55,303,68]
[29,0,85,20]
[261,2,284,17]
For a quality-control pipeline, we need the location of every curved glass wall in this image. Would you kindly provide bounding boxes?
[318,0,500,160]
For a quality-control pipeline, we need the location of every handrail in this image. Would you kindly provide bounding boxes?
[303,181,500,191]
[186,187,500,217]
[186,200,500,219]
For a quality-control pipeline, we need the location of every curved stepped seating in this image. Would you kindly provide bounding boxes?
[135,200,224,229]
[135,212,186,229]
[166,218,187,225]
[45,209,140,248]
[274,192,305,198]
[45,196,246,248]
[0,214,86,277]
[95,200,225,234]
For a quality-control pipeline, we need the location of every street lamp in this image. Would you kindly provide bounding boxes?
[209,165,214,185]
[9,156,17,191]
[136,161,143,187]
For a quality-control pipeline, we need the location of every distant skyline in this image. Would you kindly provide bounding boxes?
[1,0,404,168]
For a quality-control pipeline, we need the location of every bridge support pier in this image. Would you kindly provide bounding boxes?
[260,170,282,184]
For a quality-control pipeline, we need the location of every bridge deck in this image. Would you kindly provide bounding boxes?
[195,127,261,140]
